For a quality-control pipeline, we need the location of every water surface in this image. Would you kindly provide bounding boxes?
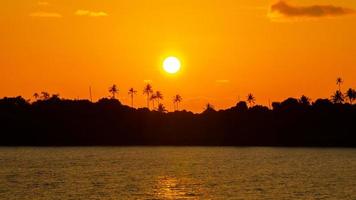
[0,147,356,199]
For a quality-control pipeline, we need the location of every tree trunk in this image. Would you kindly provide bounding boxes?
[131,95,134,107]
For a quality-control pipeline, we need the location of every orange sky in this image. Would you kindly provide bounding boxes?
[1,0,355,112]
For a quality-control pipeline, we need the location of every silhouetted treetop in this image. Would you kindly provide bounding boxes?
[234,101,248,112]
[346,88,356,104]
[203,103,216,114]
[109,84,119,99]
[299,95,311,106]
[332,90,344,104]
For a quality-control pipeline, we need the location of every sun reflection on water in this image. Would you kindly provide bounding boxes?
[154,176,201,199]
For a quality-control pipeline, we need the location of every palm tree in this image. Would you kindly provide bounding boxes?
[33,93,39,100]
[157,103,167,113]
[155,91,163,104]
[345,88,355,104]
[109,84,118,99]
[150,94,157,109]
[128,88,137,107]
[41,92,50,100]
[299,95,311,105]
[331,90,344,104]
[336,77,343,91]
[143,84,153,109]
[247,93,256,107]
[173,94,182,111]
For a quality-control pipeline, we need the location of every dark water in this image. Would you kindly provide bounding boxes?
[0,147,356,199]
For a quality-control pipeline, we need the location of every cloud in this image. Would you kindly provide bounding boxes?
[37,1,49,6]
[29,12,62,18]
[75,10,108,17]
[269,1,354,19]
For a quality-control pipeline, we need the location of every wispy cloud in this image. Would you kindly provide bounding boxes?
[269,1,354,20]
[29,12,62,18]
[75,10,108,17]
[143,80,152,83]
[37,1,49,6]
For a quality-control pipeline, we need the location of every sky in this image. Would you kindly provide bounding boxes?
[1,0,355,112]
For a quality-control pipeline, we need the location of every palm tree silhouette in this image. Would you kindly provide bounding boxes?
[155,91,163,104]
[157,103,167,113]
[173,94,182,111]
[299,95,311,105]
[41,92,50,100]
[109,84,119,99]
[128,88,137,108]
[33,93,39,101]
[143,84,153,109]
[336,77,343,91]
[150,94,157,109]
[247,93,256,107]
[331,90,344,104]
[345,88,355,104]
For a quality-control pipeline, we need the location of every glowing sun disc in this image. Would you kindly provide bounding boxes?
[163,56,181,74]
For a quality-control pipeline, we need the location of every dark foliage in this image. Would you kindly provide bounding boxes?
[0,96,355,146]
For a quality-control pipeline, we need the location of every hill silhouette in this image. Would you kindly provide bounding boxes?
[0,95,355,146]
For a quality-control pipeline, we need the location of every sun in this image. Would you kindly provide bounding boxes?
[163,56,181,74]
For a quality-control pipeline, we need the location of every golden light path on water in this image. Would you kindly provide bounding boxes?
[1,147,356,199]
[154,176,203,199]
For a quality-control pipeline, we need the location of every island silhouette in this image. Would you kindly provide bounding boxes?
[0,79,355,146]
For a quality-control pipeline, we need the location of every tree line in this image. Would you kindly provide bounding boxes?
[33,77,356,112]
[34,83,184,112]
[0,77,354,146]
